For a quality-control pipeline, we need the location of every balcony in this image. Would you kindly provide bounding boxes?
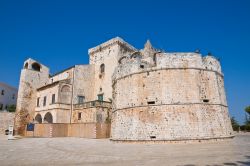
[35,103,71,112]
[74,100,112,109]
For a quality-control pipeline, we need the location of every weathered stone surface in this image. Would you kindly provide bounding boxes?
[15,37,233,141]
[111,41,233,141]
[0,112,15,134]
[15,58,50,135]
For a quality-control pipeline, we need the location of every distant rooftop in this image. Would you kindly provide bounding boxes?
[0,82,18,91]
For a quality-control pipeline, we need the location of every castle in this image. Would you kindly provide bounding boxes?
[15,37,234,141]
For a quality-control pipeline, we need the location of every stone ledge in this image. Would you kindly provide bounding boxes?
[112,67,224,85]
[110,136,235,144]
[112,102,228,113]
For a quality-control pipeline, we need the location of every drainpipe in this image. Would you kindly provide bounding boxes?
[69,67,75,124]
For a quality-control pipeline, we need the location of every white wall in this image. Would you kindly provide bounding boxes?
[0,82,17,111]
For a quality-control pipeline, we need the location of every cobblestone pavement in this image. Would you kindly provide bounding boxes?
[0,133,249,166]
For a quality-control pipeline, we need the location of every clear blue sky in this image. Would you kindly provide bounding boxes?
[0,0,249,124]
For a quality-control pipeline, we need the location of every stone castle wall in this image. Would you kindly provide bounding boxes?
[15,59,49,135]
[0,112,15,134]
[89,37,136,102]
[15,37,233,141]
[72,65,95,103]
[111,51,233,141]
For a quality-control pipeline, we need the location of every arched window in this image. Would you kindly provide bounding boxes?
[24,63,28,69]
[100,64,105,73]
[60,85,71,104]
[118,56,127,64]
[61,85,70,92]
[31,62,41,72]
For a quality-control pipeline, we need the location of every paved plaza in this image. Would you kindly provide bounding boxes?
[0,133,249,166]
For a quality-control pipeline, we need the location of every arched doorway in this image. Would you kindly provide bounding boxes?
[34,114,42,123]
[44,112,53,123]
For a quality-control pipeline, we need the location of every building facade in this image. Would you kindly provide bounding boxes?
[15,37,134,135]
[15,37,233,142]
[0,82,17,111]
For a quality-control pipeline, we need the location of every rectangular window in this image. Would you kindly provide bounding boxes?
[97,94,103,101]
[12,94,15,100]
[43,96,46,106]
[37,97,40,107]
[78,112,81,120]
[203,99,209,103]
[78,96,85,104]
[1,90,4,95]
[52,94,55,104]
[147,101,155,105]
[0,104,3,110]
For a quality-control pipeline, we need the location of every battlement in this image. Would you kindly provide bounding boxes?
[113,51,223,82]
[88,37,137,55]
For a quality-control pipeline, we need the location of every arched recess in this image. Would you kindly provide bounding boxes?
[34,114,42,123]
[118,56,128,64]
[31,62,41,71]
[24,63,28,69]
[100,63,105,73]
[44,112,53,123]
[61,85,71,92]
[60,85,71,104]
[130,51,142,59]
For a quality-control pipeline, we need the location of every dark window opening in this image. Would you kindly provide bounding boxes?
[12,94,15,99]
[153,54,157,64]
[24,63,28,69]
[78,112,82,120]
[0,104,3,110]
[150,136,156,139]
[203,99,209,103]
[31,62,41,72]
[1,90,4,95]
[37,97,40,107]
[98,94,103,101]
[100,64,105,73]
[52,94,55,104]
[140,65,144,69]
[147,101,155,105]
[78,96,85,104]
[43,96,47,106]
[91,101,95,107]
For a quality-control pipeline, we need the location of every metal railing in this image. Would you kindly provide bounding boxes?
[74,100,112,109]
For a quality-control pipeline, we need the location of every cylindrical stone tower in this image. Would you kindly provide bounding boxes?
[111,41,233,142]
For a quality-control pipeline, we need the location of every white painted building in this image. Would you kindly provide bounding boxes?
[0,82,18,111]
